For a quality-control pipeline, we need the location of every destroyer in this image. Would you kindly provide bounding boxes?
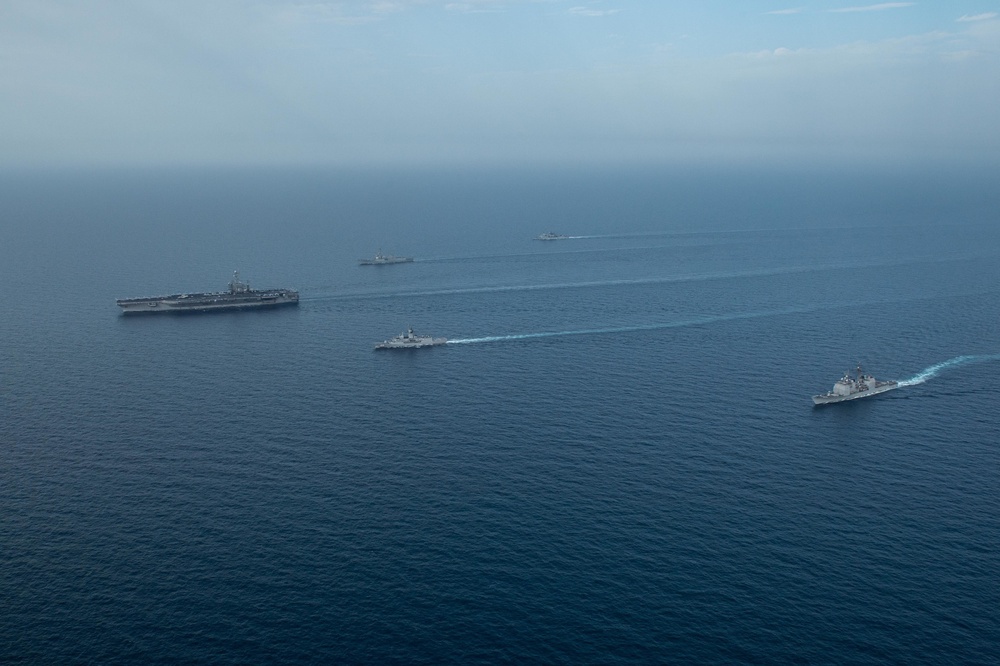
[375,327,447,350]
[359,250,414,265]
[812,364,898,405]
[534,232,569,241]
[116,272,298,315]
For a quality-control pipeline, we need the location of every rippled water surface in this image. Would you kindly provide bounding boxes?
[2,166,999,663]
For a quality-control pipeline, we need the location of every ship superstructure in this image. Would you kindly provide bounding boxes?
[812,364,898,405]
[375,327,447,350]
[359,250,414,265]
[116,272,299,315]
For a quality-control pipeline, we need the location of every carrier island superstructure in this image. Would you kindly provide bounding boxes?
[116,272,298,314]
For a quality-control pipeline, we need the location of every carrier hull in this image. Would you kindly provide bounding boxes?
[117,272,298,315]
[117,291,299,314]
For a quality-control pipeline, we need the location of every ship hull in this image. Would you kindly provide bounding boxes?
[117,290,299,315]
[375,338,447,350]
[812,382,899,405]
[359,258,413,265]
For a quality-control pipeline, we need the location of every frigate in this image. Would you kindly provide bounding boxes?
[534,232,569,241]
[812,364,899,405]
[359,250,414,265]
[116,272,298,315]
[375,327,447,350]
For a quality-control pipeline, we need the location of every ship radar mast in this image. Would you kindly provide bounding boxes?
[229,271,250,294]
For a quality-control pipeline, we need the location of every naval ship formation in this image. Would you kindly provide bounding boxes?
[112,251,907,413]
[116,272,299,315]
[812,364,899,405]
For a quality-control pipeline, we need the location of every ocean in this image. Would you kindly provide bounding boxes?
[2,164,999,663]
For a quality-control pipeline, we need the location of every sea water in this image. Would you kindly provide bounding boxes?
[2,165,999,663]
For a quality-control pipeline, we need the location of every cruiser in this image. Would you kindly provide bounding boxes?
[375,327,447,350]
[359,250,414,265]
[812,364,899,405]
[116,271,299,315]
[534,232,569,241]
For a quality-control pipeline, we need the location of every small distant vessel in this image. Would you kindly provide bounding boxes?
[359,249,414,265]
[116,272,298,315]
[812,364,899,405]
[534,232,569,241]
[375,327,447,350]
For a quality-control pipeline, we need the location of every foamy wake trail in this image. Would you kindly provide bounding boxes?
[448,332,554,344]
[446,307,811,344]
[898,354,1000,387]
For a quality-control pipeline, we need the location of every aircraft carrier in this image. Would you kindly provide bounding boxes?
[116,272,299,315]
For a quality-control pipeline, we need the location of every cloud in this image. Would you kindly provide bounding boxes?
[272,3,381,25]
[445,0,508,13]
[370,1,408,14]
[957,12,998,22]
[765,8,803,15]
[743,46,800,59]
[829,3,913,13]
[445,2,502,11]
[3,0,999,167]
[568,7,621,17]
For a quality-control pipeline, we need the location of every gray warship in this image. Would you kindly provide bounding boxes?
[534,232,569,241]
[375,327,447,350]
[812,364,899,405]
[359,250,414,265]
[116,271,299,315]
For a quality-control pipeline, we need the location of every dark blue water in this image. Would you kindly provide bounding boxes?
[2,166,999,663]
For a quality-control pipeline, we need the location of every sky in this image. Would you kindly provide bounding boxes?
[1,1,999,167]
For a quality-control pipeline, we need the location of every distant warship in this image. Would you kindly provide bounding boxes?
[534,232,569,241]
[116,272,298,315]
[812,364,899,405]
[375,327,447,350]
[359,250,414,265]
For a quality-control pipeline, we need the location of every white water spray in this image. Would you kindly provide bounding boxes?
[897,354,1000,387]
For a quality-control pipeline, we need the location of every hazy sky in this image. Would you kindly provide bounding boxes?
[2,1,998,167]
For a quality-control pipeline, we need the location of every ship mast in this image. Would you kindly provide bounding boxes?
[229,271,250,294]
